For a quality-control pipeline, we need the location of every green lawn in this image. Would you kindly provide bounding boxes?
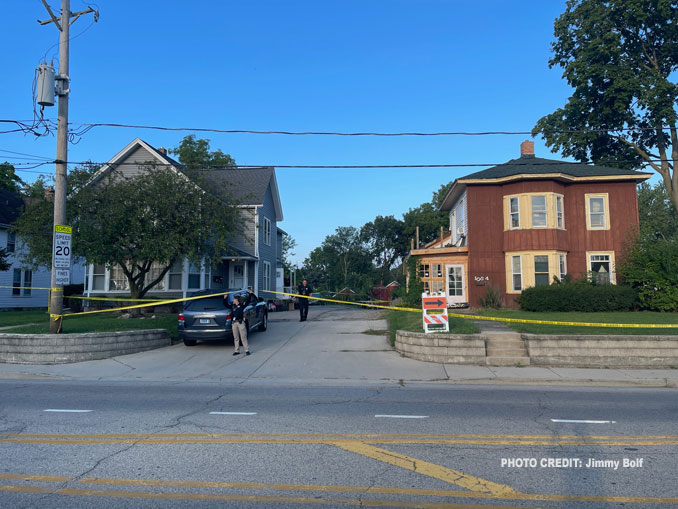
[0,309,51,327]
[385,310,479,346]
[4,311,179,341]
[476,309,678,335]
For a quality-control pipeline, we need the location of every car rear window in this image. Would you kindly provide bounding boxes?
[184,297,226,312]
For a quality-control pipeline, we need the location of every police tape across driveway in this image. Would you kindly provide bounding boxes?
[4,285,678,330]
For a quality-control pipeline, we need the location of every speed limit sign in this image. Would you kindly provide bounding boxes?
[53,225,72,269]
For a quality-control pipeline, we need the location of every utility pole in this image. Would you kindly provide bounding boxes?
[38,0,97,333]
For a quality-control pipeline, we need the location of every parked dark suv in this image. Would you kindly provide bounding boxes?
[178,289,268,346]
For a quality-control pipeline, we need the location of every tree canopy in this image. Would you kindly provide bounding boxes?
[171,135,236,172]
[534,0,678,212]
[0,162,25,194]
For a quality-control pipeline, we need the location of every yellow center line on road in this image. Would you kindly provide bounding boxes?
[1,472,678,505]
[332,441,520,496]
[0,483,532,508]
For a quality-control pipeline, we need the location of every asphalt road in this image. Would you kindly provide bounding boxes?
[1,380,677,508]
[1,306,677,507]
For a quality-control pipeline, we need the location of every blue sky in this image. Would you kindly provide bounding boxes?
[3,1,597,264]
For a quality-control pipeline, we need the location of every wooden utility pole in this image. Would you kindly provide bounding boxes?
[39,0,97,333]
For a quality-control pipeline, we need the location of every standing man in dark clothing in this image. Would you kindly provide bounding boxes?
[230,295,250,356]
[297,279,312,322]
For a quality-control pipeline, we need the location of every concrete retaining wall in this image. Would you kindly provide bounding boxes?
[395,330,486,364]
[0,329,171,365]
[525,334,678,368]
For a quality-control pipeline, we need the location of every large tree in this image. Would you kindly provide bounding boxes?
[534,0,678,212]
[0,162,25,193]
[360,215,407,284]
[303,226,374,292]
[637,180,678,239]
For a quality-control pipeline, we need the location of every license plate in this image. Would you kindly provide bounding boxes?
[200,318,210,324]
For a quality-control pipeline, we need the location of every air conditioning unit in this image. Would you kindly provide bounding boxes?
[456,227,465,235]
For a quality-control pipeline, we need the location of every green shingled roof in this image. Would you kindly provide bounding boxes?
[460,156,652,181]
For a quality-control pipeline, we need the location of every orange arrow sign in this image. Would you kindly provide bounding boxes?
[422,298,445,308]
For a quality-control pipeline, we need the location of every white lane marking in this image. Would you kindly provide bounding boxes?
[210,412,257,415]
[43,409,92,413]
[375,415,429,419]
[551,419,616,424]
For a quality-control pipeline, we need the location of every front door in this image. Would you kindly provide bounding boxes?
[230,262,245,288]
[446,265,466,305]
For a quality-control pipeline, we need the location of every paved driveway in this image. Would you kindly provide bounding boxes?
[0,307,454,384]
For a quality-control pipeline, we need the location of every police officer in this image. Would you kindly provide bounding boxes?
[297,279,313,322]
[231,295,250,356]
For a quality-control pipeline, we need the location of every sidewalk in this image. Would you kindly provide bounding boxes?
[0,308,676,388]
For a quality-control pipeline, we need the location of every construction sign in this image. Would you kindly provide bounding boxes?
[422,293,449,333]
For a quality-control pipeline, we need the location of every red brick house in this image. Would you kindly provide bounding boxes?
[410,141,651,308]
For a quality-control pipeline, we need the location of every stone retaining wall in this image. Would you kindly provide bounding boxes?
[524,334,678,368]
[0,329,171,365]
[395,330,486,364]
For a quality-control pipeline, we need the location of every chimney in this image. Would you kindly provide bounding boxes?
[157,147,167,155]
[520,140,535,158]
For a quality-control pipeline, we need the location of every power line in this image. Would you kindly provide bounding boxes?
[5,157,664,175]
[1,119,675,138]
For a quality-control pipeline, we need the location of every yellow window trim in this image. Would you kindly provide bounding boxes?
[503,192,565,231]
[585,193,610,230]
[505,251,568,294]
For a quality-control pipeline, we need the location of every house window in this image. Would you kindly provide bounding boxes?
[263,217,271,246]
[12,269,21,296]
[510,197,520,229]
[423,281,430,292]
[188,262,201,289]
[419,264,430,279]
[586,194,609,230]
[109,264,129,291]
[559,254,567,281]
[168,261,183,290]
[23,270,32,296]
[531,195,547,228]
[511,256,522,292]
[148,262,166,290]
[92,264,106,291]
[589,253,612,285]
[432,281,444,293]
[534,256,549,286]
[204,266,211,289]
[556,195,564,229]
[263,262,271,291]
[12,269,31,296]
[432,264,442,278]
[7,232,16,253]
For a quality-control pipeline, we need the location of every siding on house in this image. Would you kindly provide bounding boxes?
[229,207,257,257]
[0,229,85,309]
[256,183,278,292]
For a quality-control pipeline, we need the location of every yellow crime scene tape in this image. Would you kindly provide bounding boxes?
[6,285,676,329]
[259,290,678,329]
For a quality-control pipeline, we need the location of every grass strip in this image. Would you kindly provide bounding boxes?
[6,313,179,341]
[385,310,478,346]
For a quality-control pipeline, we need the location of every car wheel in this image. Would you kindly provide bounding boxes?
[183,338,197,346]
[258,312,268,331]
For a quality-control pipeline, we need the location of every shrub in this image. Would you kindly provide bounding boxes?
[401,256,424,308]
[478,285,502,309]
[516,281,637,312]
